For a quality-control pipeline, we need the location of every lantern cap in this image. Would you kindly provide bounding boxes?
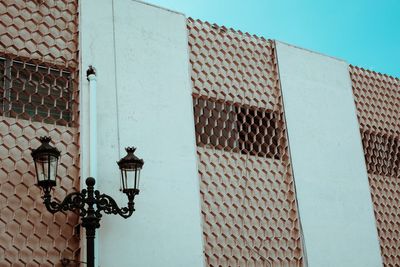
[31,136,61,159]
[117,147,144,169]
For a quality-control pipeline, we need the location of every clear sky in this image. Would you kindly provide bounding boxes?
[146,0,399,78]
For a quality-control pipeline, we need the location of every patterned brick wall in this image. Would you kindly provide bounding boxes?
[188,18,304,266]
[0,0,80,266]
[0,0,79,69]
[350,66,400,267]
[0,118,80,266]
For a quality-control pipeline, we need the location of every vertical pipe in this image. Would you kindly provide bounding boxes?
[86,66,98,266]
[80,68,90,265]
[87,67,97,178]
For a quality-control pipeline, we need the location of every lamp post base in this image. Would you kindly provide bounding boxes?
[84,226,97,267]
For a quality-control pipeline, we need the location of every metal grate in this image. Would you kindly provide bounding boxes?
[351,65,400,267]
[361,130,399,178]
[189,18,304,266]
[194,97,281,159]
[0,57,74,126]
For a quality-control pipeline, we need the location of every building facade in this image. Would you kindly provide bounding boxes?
[0,0,399,266]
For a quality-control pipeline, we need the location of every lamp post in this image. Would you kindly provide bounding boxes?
[31,136,144,267]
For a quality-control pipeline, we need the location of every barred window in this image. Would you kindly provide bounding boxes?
[194,97,238,151]
[362,130,400,177]
[193,97,281,159]
[0,57,72,125]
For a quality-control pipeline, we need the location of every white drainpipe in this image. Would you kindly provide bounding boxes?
[84,65,99,266]
[87,67,97,179]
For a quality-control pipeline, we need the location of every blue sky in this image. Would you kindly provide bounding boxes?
[147,0,399,78]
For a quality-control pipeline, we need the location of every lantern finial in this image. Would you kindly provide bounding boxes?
[125,147,136,153]
[39,136,52,143]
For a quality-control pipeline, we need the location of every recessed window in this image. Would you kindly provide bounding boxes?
[362,130,399,177]
[193,96,281,159]
[194,97,238,151]
[236,105,280,158]
[0,57,72,125]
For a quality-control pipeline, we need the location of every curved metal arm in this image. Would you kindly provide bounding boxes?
[94,191,135,219]
[39,177,139,267]
[41,179,137,219]
[43,190,87,215]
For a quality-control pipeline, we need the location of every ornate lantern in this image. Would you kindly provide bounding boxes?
[117,147,144,196]
[31,136,61,189]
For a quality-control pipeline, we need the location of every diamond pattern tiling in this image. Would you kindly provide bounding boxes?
[350,65,400,267]
[0,0,79,69]
[0,117,80,266]
[188,18,304,266]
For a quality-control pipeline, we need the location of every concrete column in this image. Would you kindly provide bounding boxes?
[80,1,204,266]
[275,41,382,267]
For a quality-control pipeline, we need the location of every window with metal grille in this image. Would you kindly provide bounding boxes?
[0,57,72,125]
[362,130,400,177]
[193,97,281,159]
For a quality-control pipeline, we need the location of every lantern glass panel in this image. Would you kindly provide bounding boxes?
[121,164,141,192]
[35,154,58,185]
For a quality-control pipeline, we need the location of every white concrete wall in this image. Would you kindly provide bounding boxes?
[80,1,204,266]
[275,42,382,266]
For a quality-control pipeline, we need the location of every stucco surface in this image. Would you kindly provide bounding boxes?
[276,41,382,267]
[80,1,204,266]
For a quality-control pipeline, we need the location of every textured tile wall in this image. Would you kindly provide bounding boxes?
[0,118,80,266]
[188,18,304,266]
[351,65,400,267]
[0,0,80,265]
[0,0,79,69]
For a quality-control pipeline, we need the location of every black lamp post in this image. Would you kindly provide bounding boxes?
[31,136,144,267]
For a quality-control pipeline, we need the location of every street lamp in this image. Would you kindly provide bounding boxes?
[31,136,144,267]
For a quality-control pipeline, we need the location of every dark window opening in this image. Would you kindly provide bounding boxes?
[0,57,72,126]
[362,130,400,177]
[193,96,282,159]
[236,106,280,158]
